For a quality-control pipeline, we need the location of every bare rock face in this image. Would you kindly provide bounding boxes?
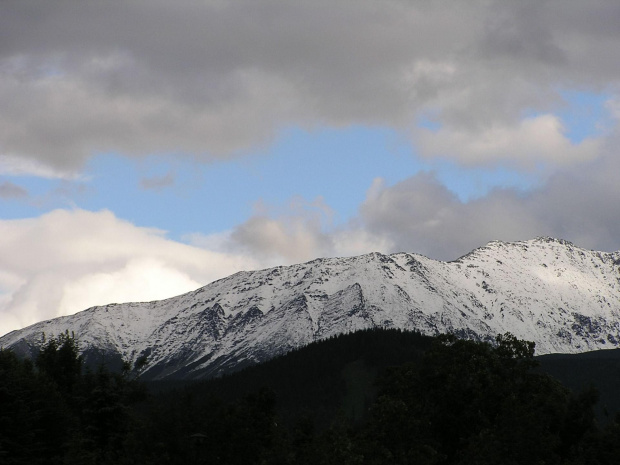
[2,237,620,380]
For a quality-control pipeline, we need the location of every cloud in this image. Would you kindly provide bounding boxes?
[140,171,175,191]
[415,114,601,170]
[230,215,330,264]
[0,154,78,179]
[226,197,335,263]
[0,209,261,334]
[0,181,27,199]
[2,1,620,174]
[359,124,620,260]
[0,70,298,176]
[359,174,544,260]
[189,195,392,267]
[209,120,620,264]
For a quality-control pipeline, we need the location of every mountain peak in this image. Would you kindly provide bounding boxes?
[3,238,620,380]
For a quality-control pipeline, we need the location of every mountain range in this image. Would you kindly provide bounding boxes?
[2,236,620,380]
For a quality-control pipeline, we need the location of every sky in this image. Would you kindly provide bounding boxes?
[2,0,620,335]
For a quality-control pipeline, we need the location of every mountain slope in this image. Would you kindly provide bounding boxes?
[2,237,620,379]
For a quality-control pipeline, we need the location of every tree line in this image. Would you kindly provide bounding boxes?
[0,331,147,464]
[1,329,620,464]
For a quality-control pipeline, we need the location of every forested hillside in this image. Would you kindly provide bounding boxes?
[2,329,620,464]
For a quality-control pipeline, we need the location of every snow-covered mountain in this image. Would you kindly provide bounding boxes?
[2,237,620,380]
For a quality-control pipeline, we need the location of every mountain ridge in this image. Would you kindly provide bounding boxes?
[2,236,620,379]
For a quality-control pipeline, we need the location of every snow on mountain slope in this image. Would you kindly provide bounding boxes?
[2,237,620,379]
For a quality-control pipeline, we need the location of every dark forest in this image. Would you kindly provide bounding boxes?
[2,329,620,464]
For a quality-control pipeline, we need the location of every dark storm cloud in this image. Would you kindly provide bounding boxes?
[2,0,620,174]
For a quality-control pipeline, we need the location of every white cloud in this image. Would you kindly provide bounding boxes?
[415,114,602,170]
[58,258,202,315]
[0,209,260,334]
